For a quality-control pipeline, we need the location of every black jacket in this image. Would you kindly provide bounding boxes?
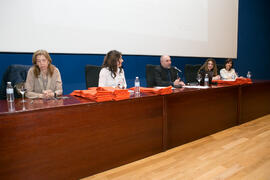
[154,65,179,87]
[198,69,214,85]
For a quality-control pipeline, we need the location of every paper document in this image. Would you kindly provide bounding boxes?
[154,86,176,89]
[184,85,209,89]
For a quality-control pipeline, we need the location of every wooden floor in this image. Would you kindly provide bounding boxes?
[82,114,270,180]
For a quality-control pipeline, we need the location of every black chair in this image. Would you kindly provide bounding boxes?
[184,64,201,84]
[145,64,158,87]
[0,64,31,99]
[217,64,224,74]
[85,65,102,88]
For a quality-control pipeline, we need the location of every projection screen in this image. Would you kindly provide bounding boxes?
[0,0,239,58]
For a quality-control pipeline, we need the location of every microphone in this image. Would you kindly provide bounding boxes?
[174,66,182,73]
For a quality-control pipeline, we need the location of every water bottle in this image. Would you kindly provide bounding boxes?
[6,82,15,102]
[204,74,209,86]
[247,71,251,79]
[7,102,15,112]
[231,74,236,80]
[134,77,140,97]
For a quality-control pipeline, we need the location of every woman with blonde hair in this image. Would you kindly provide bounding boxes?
[25,50,63,98]
[198,58,220,85]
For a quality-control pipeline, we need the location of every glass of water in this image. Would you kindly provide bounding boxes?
[196,74,202,85]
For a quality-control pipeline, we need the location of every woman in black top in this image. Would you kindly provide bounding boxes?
[198,58,220,85]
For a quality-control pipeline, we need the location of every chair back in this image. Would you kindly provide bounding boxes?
[184,64,201,83]
[0,64,31,99]
[85,65,102,88]
[216,64,224,74]
[145,64,157,87]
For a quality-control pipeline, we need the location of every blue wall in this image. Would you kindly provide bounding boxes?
[1,0,270,94]
[236,0,270,80]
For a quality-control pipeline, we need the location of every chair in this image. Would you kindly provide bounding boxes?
[0,64,31,99]
[184,64,201,84]
[217,64,224,74]
[145,64,158,87]
[85,65,102,88]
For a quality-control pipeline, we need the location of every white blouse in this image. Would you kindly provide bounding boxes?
[220,68,238,80]
[98,67,127,88]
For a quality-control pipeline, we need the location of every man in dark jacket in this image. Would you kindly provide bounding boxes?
[154,55,185,87]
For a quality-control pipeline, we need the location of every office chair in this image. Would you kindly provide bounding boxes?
[217,64,224,74]
[85,65,102,88]
[145,64,158,87]
[184,64,201,84]
[0,64,31,99]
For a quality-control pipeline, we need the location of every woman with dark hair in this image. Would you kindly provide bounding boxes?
[198,58,220,85]
[220,58,238,80]
[25,49,63,98]
[98,50,127,89]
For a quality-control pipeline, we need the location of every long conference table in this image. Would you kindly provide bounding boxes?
[0,81,269,180]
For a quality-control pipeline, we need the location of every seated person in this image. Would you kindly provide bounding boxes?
[25,50,63,99]
[220,58,238,80]
[154,55,185,87]
[98,50,127,89]
[198,58,220,85]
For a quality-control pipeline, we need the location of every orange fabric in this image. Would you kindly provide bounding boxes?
[70,87,130,102]
[113,89,130,101]
[159,86,173,95]
[212,78,252,85]
[80,89,113,102]
[96,87,115,92]
[94,87,130,100]
[129,86,173,95]
[70,90,81,96]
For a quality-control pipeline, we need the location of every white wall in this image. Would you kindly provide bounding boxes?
[0,0,238,58]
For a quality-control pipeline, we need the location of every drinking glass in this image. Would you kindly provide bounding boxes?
[196,74,202,85]
[18,85,27,102]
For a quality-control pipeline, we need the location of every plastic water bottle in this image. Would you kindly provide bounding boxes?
[247,71,251,79]
[204,74,209,86]
[134,77,140,97]
[7,102,15,112]
[232,74,236,80]
[6,82,15,102]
